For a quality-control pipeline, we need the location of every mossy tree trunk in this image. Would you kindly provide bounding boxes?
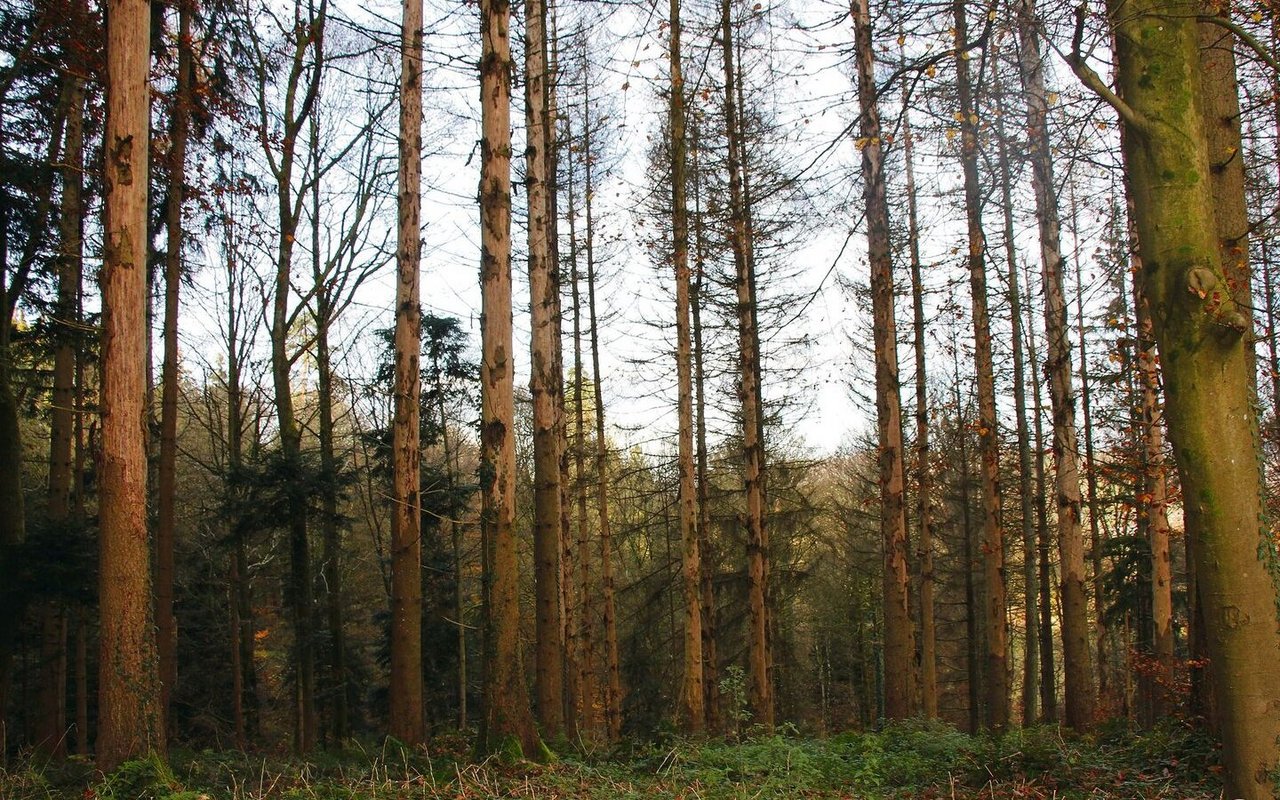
[1101,1,1280,793]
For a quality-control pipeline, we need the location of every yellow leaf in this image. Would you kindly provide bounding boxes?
[1047,91,1059,105]
[926,64,937,78]
[945,128,958,141]
[897,34,906,46]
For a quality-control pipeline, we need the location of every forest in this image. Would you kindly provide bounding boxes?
[1,0,1279,796]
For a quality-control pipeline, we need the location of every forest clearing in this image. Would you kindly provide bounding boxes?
[2,0,1280,794]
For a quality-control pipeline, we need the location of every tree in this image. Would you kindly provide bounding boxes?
[524,0,565,740]
[668,0,704,733]
[156,0,195,736]
[1018,0,1094,731]
[719,0,772,729]
[850,0,913,720]
[1074,0,1280,792]
[479,0,540,758]
[97,0,164,768]
[953,0,1007,731]
[389,0,425,745]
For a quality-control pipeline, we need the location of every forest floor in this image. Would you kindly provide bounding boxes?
[1,719,1225,799]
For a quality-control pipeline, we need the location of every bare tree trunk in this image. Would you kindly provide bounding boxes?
[953,353,981,734]
[991,50,1038,728]
[690,121,720,733]
[667,0,705,734]
[1026,305,1056,723]
[1018,0,1093,730]
[98,0,164,766]
[155,0,193,739]
[900,78,937,724]
[1068,198,1108,708]
[480,0,540,757]
[581,105,622,742]
[37,67,86,760]
[390,0,425,746]
[719,0,772,729]
[851,0,913,720]
[953,0,1006,732]
[523,0,565,740]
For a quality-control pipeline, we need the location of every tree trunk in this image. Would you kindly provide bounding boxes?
[668,0,705,734]
[1018,0,1093,730]
[390,0,425,746]
[953,0,1006,732]
[991,54,1037,728]
[38,67,87,760]
[155,0,193,739]
[1101,0,1280,791]
[900,75,937,723]
[719,0,772,729]
[98,0,164,765]
[1130,240,1174,719]
[523,0,565,741]
[851,0,913,720]
[690,120,720,733]
[581,107,622,742]
[1026,306,1057,723]
[480,0,540,757]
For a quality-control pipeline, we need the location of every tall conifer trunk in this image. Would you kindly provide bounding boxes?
[390,0,425,746]
[953,0,1007,731]
[851,0,913,719]
[98,0,164,766]
[1017,0,1093,729]
[668,0,704,733]
[479,0,540,757]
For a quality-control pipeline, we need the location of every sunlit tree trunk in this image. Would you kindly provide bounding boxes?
[1025,304,1057,723]
[479,0,540,757]
[97,0,164,767]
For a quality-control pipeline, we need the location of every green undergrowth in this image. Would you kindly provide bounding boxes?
[0,720,1222,799]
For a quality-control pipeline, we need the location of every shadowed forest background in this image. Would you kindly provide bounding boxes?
[2,0,1280,796]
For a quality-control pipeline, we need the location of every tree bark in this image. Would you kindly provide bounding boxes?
[1018,0,1093,730]
[479,0,540,758]
[155,0,193,739]
[719,0,772,729]
[390,0,425,746]
[98,0,164,766]
[668,0,705,734]
[523,0,565,741]
[1102,0,1280,792]
[953,0,1007,732]
[851,0,913,720]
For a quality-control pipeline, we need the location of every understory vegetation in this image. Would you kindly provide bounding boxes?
[2,720,1221,799]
